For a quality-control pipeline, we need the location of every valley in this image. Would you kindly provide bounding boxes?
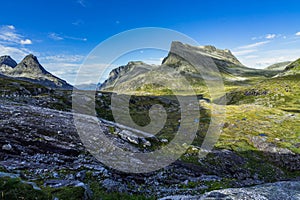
[0,41,299,199]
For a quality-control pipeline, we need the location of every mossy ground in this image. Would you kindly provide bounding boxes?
[0,72,299,198]
[0,176,154,200]
[226,74,300,112]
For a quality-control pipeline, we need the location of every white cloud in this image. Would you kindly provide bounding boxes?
[238,41,270,49]
[0,25,35,61]
[65,35,87,41]
[7,25,15,30]
[266,34,276,39]
[0,44,33,61]
[295,32,300,36]
[232,49,257,56]
[48,33,64,41]
[77,0,86,7]
[43,61,114,85]
[236,48,300,69]
[41,54,84,63]
[0,25,32,45]
[48,32,87,42]
[245,55,258,59]
[72,19,84,26]
[20,39,32,45]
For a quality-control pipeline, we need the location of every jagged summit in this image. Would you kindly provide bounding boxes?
[14,54,49,75]
[0,54,72,89]
[164,41,243,66]
[0,55,17,68]
[99,41,279,93]
[99,61,154,90]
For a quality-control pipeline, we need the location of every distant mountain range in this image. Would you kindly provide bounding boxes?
[0,54,72,89]
[1,41,299,92]
[99,41,297,95]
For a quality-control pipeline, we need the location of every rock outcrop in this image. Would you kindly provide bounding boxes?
[99,61,154,90]
[163,41,244,67]
[160,181,300,200]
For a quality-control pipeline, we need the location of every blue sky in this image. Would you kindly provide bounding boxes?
[1,0,300,84]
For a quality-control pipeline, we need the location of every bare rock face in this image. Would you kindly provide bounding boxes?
[163,41,244,67]
[0,55,17,68]
[99,41,272,92]
[0,56,18,75]
[0,54,72,89]
[12,54,49,76]
[99,61,154,91]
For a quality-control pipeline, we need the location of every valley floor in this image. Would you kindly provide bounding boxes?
[0,97,299,199]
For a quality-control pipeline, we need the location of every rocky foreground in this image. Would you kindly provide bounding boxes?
[160,181,300,200]
[0,99,299,199]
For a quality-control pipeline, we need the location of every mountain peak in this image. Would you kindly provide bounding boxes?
[169,41,243,66]
[0,54,72,89]
[17,54,48,74]
[0,55,17,68]
[22,54,41,65]
[23,54,39,62]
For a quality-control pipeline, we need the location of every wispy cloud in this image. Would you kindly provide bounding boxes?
[238,41,270,49]
[77,0,86,7]
[0,44,33,61]
[244,55,258,59]
[236,48,300,69]
[295,32,300,36]
[65,36,87,41]
[232,49,257,56]
[48,32,87,42]
[38,54,86,84]
[0,25,32,45]
[41,54,84,63]
[265,34,276,39]
[0,25,35,61]
[20,39,32,45]
[48,33,64,41]
[7,25,15,30]
[252,33,285,40]
[72,19,84,26]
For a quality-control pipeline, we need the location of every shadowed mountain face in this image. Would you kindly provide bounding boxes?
[0,54,72,89]
[98,41,281,95]
[0,55,17,68]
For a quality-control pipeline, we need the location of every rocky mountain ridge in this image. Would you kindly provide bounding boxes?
[0,54,72,89]
[98,41,280,93]
[163,41,244,67]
